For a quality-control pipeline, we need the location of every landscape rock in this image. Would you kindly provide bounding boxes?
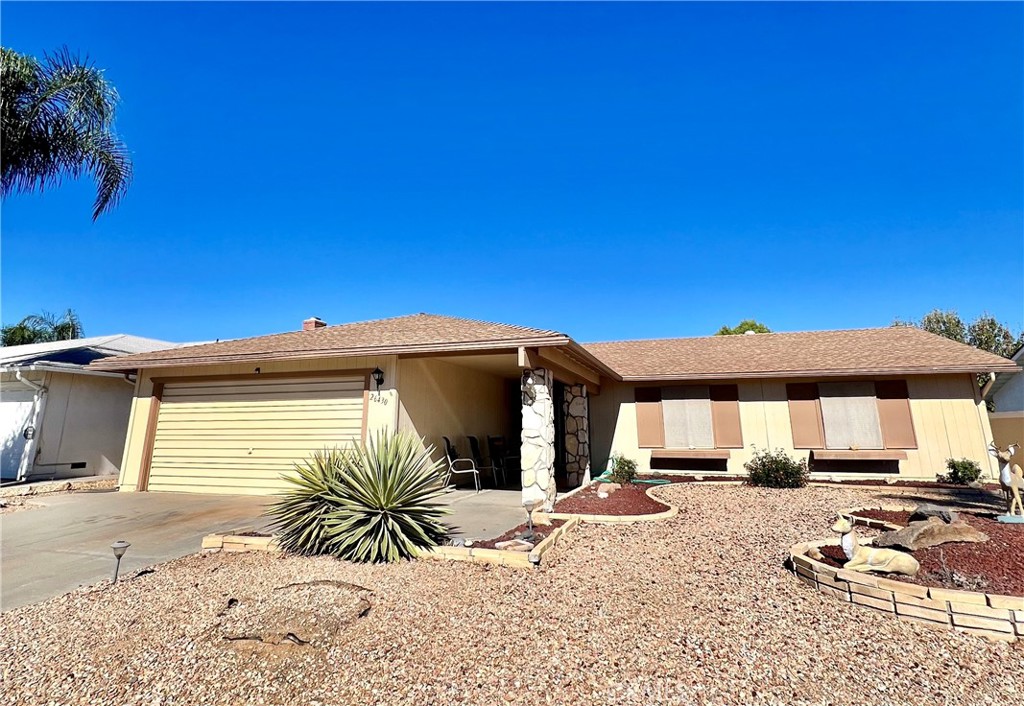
[910,503,959,524]
[494,539,534,552]
[597,482,621,495]
[874,517,988,551]
[530,510,552,526]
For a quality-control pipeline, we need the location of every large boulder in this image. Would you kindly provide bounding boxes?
[874,517,988,551]
[909,503,959,524]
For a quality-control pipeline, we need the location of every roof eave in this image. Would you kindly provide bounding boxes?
[617,364,1022,382]
[87,336,572,373]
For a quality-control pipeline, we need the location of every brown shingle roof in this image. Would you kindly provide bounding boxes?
[90,314,570,370]
[583,327,1021,381]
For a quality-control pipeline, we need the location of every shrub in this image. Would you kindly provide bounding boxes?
[744,447,809,488]
[268,432,451,563]
[609,453,638,485]
[938,457,983,485]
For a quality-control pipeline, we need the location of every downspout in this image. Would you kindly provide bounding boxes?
[12,369,48,482]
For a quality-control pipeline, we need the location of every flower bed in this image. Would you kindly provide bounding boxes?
[789,507,1024,642]
[423,516,580,567]
[837,509,1024,596]
[553,482,671,516]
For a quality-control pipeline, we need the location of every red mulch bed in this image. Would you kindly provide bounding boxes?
[553,481,672,516]
[816,510,1024,596]
[473,519,568,550]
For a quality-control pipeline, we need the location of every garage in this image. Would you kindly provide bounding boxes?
[145,374,367,494]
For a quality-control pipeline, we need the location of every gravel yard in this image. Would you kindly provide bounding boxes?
[2,484,1020,706]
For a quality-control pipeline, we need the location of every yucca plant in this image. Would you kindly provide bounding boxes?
[268,432,451,563]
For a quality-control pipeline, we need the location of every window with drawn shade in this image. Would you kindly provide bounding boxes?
[818,382,884,450]
[634,384,743,449]
[785,381,916,451]
[662,385,714,448]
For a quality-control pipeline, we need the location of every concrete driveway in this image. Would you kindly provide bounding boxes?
[1,486,527,611]
[1,490,269,611]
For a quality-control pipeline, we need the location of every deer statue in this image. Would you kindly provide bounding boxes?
[989,441,1023,517]
[829,515,920,575]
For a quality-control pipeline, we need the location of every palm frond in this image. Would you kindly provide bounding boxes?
[1,45,132,219]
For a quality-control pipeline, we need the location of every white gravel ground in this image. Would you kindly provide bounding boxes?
[1,484,1020,706]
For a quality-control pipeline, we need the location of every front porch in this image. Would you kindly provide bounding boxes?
[396,347,601,510]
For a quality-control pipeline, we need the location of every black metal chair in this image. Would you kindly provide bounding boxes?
[467,435,498,487]
[487,435,520,488]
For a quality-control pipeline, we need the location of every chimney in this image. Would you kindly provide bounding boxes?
[302,317,327,331]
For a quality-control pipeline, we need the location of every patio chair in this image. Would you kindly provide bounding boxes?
[467,435,499,487]
[442,436,481,493]
[487,435,520,488]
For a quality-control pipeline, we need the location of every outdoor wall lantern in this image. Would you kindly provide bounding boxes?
[111,540,131,583]
[371,367,384,391]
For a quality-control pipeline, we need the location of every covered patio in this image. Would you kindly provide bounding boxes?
[396,345,608,510]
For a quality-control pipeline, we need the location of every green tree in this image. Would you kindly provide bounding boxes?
[968,314,1024,358]
[716,319,772,336]
[1,309,84,346]
[1,46,132,220]
[917,309,967,343]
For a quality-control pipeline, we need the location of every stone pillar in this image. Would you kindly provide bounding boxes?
[563,384,591,487]
[521,367,556,512]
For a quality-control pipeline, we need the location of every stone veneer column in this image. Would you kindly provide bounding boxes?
[562,384,591,487]
[521,367,556,512]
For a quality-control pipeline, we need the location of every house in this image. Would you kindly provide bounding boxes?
[987,344,1024,451]
[88,314,1021,503]
[1,335,179,482]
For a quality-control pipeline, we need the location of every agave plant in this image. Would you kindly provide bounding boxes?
[268,432,451,563]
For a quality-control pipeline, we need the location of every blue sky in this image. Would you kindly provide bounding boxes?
[2,2,1022,344]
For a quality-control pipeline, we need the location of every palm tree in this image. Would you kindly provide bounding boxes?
[1,46,132,220]
[1,309,85,346]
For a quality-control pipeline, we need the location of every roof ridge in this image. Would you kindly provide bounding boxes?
[583,326,914,346]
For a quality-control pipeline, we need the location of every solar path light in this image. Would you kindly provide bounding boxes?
[111,540,131,583]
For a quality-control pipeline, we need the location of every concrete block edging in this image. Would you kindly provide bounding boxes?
[788,506,1024,642]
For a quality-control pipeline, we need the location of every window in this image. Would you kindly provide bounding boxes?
[662,386,714,448]
[818,382,883,450]
[786,381,916,451]
[635,384,742,449]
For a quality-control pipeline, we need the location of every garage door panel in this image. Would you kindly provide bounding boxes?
[162,380,364,398]
[155,408,365,421]
[146,375,366,495]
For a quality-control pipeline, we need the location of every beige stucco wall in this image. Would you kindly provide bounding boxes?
[590,374,996,481]
[396,357,513,467]
[2,370,134,478]
[118,355,398,491]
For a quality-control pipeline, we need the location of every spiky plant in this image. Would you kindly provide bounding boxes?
[268,433,451,563]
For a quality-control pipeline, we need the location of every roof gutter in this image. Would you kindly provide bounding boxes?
[617,364,1022,382]
[17,362,136,382]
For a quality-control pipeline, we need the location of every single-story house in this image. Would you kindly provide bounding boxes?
[89,314,1021,506]
[1,335,178,482]
[987,344,1024,451]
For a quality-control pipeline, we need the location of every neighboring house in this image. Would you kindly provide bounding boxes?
[987,345,1024,451]
[89,314,1021,500]
[1,335,178,482]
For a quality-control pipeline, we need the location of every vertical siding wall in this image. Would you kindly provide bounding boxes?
[396,357,511,464]
[3,371,134,478]
[590,374,996,480]
[118,356,398,491]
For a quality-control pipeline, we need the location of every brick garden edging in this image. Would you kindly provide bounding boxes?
[202,527,279,553]
[788,507,1024,642]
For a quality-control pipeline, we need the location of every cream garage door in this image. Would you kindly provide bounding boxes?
[148,375,366,495]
